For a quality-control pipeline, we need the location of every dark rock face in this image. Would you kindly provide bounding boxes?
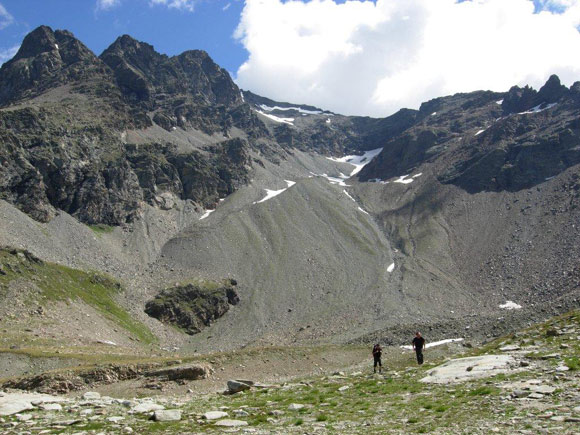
[0,26,115,106]
[144,280,240,335]
[360,78,580,194]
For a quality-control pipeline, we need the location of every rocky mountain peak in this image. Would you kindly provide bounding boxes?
[0,26,106,105]
[11,25,58,60]
[537,74,568,103]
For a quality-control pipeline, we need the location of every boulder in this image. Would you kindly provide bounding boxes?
[204,411,228,420]
[227,380,252,394]
[153,409,181,422]
[145,363,211,381]
[215,419,248,427]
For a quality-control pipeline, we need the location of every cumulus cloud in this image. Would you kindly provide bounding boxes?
[150,0,196,12]
[96,0,121,11]
[234,0,580,117]
[0,44,19,65]
[0,3,14,29]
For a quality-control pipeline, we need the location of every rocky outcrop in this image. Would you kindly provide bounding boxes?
[360,77,580,193]
[0,26,118,106]
[144,280,240,335]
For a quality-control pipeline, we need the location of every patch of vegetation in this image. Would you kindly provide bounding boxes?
[144,279,239,335]
[0,248,156,344]
[88,223,115,235]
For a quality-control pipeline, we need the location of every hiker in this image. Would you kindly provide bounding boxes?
[412,332,426,365]
[372,343,382,373]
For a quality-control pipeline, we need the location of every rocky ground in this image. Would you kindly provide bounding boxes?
[0,310,578,434]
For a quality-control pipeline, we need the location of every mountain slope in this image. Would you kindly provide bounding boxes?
[0,26,578,358]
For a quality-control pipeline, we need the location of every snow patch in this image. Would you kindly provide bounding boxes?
[343,190,356,202]
[258,104,322,115]
[412,173,423,179]
[475,129,486,136]
[394,175,415,184]
[518,103,557,115]
[255,109,294,125]
[496,99,503,105]
[387,262,395,273]
[499,301,522,310]
[55,44,59,50]
[326,118,331,124]
[431,112,437,116]
[326,148,383,177]
[401,338,463,350]
[357,207,369,215]
[254,180,296,204]
[199,209,215,220]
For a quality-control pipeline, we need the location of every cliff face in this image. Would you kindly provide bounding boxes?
[0,27,259,224]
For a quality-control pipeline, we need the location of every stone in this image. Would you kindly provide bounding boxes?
[511,390,530,398]
[131,403,165,413]
[145,364,211,381]
[39,403,62,411]
[0,401,33,416]
[421,355,518,384]
[338,386,350,392]
[215,419,248,427]
[16,414,33,421]
[565,417,580,422]
[269,410,284,416]
[204,411,228,420]
[107,416,125,423]
[499,345,521,352]
[530,385,556,395]
[528,393,544,399]
[227,380,252,393]
[82,392,101,400]
[288,404,305,410]
[573,406,580,414]
[153,410,181,422]
[234,409,250,417]
[550,415,566,422]
[540,353,560,360]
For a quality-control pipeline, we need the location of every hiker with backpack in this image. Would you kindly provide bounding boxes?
[412,332,426,365]
[372,343,382,373]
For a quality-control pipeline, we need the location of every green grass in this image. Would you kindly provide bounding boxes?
[0,249,156,345]
[88,224,115,235]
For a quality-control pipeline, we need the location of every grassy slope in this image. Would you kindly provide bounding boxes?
[0,249,156,345]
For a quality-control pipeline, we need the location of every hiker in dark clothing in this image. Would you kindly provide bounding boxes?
[372,343,382,373]
[412,332,426,365]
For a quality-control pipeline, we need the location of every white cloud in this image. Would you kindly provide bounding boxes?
[150,0,196,12]
[0,44,19,65]
[96,0,121,11]
[223,2,232,11]
[0,3,14,29]
[234,0,580,117]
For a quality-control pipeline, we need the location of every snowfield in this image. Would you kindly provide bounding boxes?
[254,180,296,204]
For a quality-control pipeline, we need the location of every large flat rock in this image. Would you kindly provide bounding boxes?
[0,392,66,416]
[420,355,518,384]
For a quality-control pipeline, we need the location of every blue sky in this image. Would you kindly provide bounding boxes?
[0,0,247,73]
[1,0,580,116]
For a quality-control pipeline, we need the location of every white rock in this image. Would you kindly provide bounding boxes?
[82,392,101,400]
[338,386,350,392]
[421,355,518,384]
[204,410,228,420]
[288,403,305,410]
[107,416,125,423]
[132,403,165,413]
[153,409,181,422]
[39,403,62,411]
[215,419,249,427]
[16,413,33,421]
